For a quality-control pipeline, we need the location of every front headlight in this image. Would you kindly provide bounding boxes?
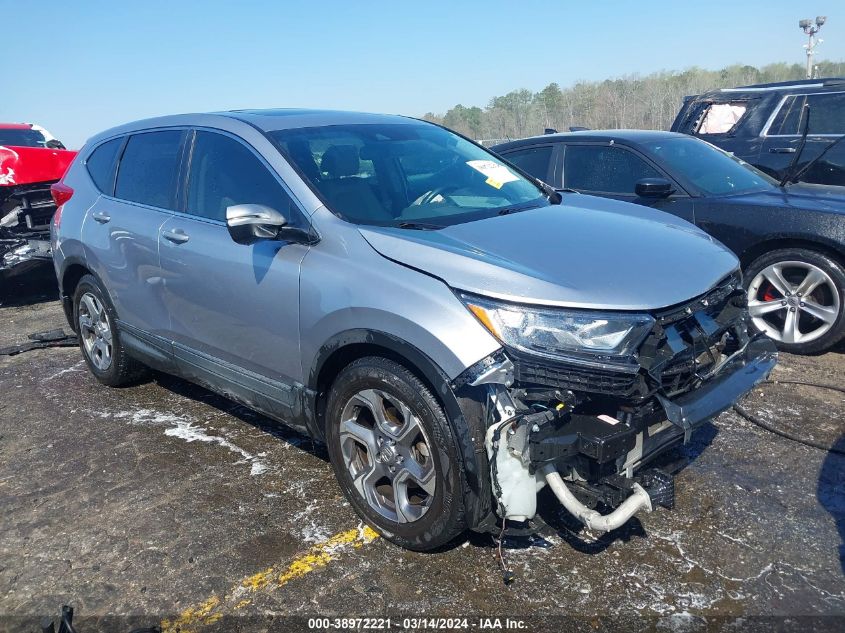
[460,292,654,364]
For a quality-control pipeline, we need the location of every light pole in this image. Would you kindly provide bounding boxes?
[800,16,826,79]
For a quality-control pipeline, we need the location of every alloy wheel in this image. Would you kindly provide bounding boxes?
[338,388,436,524]
[748,261,841,345]
[78,292,113,371]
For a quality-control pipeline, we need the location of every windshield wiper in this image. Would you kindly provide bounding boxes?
[533,177,563,204]
[779,104,811,188]
[397,221,442,230]
[788,134,845,185]
[497,204,544,216]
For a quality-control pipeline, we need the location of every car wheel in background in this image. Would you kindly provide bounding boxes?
[745,248,845,354]
[325,356,467,551]
[73,274,148,386]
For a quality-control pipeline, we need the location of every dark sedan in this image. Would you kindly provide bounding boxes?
[492,130,845,354]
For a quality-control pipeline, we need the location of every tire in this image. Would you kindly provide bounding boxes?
[325,356,467,551]
[73,274,148,386]
[745,248,845,354]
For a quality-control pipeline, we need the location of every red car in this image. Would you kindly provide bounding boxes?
[1,123,77,281]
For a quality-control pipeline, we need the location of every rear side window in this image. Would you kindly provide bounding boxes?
[186,131,293,222]
[115,130,184,209]
[696,102,747,135]
[768,93,845,135]
[501,146,553,181]
[85,138,122,194]
[564,145,661,194]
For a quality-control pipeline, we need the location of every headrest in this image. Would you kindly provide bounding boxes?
[321,145,359,178]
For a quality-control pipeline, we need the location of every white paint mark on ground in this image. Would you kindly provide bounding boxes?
[41,360,86,382]
[107,408,271,477]
[163,417,270,476]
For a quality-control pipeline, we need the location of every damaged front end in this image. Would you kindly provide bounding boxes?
[0,183,55,279]
[455,273,777,534]
[0,140,75,281]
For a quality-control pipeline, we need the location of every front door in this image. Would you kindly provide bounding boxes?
[157,130,311,422]
[561,143,696,223]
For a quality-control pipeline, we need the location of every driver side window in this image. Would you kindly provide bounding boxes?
[186,131,294,222]
[564,144,661,194]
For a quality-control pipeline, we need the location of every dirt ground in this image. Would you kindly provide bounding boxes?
[1,268,843,633]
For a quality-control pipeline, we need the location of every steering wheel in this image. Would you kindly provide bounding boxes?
[416,184,463,206]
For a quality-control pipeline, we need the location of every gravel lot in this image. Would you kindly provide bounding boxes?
[1,268,843,632]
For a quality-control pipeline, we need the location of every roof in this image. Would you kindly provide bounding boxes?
[0,123,32,130]
[222,108,419,131]
[85,109,425,146]
[491,129,685,151]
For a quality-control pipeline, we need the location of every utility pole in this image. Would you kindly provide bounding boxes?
[799,16,826,79]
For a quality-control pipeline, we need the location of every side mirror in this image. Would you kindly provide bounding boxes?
[635,178,675,199]
[226,204,287,244]
[46,139,66,150]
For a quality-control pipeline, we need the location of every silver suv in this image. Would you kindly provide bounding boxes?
[51,110,776,550]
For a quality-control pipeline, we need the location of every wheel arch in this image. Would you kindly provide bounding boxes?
[308,329,494,529]
[739,237,845,272]
[59,258,94,331]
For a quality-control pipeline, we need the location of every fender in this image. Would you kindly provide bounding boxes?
[308,328,495,529]
[56,255,112,331]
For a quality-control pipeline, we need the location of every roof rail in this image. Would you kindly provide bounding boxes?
[720,77,845,92]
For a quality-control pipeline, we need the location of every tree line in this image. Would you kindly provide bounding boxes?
[421,61,845,142]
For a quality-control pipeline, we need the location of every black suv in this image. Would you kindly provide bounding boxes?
[671,78,845,186]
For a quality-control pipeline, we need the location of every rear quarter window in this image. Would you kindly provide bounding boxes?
[115,130,184,209]
[85,138,123,195]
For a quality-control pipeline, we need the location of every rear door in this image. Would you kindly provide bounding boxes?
[82,129,186,336]
[560,142,696,223]
[758,92,845,186]
[157,129,311,421]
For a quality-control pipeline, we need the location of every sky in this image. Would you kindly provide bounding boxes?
[3,0,844,148]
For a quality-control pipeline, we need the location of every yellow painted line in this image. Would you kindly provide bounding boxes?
[161,525,379,633]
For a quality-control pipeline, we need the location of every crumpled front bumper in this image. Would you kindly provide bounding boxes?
[657,332,777,434]
[525,331,778,481]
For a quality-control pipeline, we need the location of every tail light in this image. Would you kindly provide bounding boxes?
[50,182,74,229]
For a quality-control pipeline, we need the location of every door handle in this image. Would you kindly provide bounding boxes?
[769,147,797,154]
[91,210,111,223]
[162,228,190,244]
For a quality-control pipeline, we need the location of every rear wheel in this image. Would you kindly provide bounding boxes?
[745,248,845,354]
[73,275,148,386]
[325,357,467,551]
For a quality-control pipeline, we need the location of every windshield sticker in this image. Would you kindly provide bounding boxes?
[466,160,519,189]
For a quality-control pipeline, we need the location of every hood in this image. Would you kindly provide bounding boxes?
[359,194,739,311]
[0,145,77,188]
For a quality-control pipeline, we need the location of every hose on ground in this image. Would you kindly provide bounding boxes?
[732,379,845,457]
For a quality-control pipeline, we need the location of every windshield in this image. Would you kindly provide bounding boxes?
[269,123,548,227]
[642,137,777,196]
[0,128,48,148]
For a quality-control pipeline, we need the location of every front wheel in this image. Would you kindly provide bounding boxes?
[745,248,845,354]
[325,357,467,551]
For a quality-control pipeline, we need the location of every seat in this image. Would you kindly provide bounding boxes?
[318,145,392,222]
[285,139,321,183]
